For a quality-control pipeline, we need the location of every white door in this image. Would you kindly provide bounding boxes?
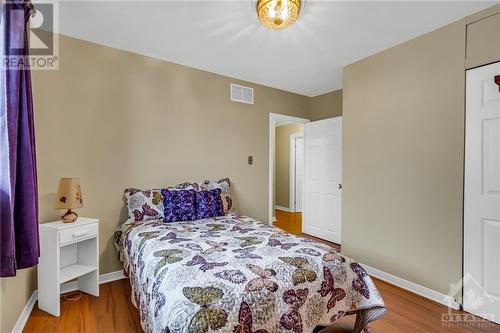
[295,137,304,212]
[303,117,342,244]
[464,62,500,324]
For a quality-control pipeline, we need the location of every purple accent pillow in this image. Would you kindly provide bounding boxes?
[161,189,196,222]
[195,188,225,220]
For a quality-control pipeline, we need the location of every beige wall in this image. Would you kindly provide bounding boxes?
[342,20,466,296]
[0,34,310,332]
[275,124,304,208]
[0,269,36,332]
[310,89,342,121]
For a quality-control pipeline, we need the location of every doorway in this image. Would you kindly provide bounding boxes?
[268,113,309,233]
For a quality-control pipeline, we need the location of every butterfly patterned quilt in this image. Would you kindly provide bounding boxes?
[114,214,386,333]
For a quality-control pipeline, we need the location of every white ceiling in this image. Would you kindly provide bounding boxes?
[55,1,496,97]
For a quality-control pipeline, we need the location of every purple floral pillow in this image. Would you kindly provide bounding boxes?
[195,188,225,220]
[161,189,196,222]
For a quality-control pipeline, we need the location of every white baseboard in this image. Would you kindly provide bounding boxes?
[275,205,293,213]
[272,216,276,222]
[12,290,38,333]
[99,270,126,284]
[361,263,461,310]
[12,270,126,333]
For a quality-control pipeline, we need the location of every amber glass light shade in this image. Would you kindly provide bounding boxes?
[257,0,301,30]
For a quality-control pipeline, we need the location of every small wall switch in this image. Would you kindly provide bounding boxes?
[248,156,253,165]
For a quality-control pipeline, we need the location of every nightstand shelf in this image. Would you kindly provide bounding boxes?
[38,217,99,316]
[60,264,97,284]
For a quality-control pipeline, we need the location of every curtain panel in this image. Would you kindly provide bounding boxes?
[0,0,39,277]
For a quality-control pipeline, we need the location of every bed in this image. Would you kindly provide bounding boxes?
[114,213,386,333]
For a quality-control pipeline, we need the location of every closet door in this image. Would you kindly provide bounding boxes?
[464,62,500,324]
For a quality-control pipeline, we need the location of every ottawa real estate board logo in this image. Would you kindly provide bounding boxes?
[442,273,496,328]
[1,1,59,70]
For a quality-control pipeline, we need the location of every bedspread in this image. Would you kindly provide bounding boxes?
[114,214,385,333]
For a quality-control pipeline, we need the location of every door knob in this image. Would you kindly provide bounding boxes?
[338,184,342,189]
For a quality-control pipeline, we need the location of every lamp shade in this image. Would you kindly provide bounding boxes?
[55,178,83,209]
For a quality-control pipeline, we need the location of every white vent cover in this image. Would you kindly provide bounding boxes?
[231,83,254,104]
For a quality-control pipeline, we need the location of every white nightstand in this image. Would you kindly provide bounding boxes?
[38,217,99,316]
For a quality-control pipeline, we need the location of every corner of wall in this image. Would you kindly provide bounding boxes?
[309,89,343,121]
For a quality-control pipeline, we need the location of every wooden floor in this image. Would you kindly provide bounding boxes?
[23,230,499,332]
[273,208,302,234]
[24,276,500,333]
[23,226,498,333]
[24,279,142,333]
[320,277,500,333]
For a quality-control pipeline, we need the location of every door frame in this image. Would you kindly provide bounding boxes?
[289,133,304,213]
[269,113,310,224]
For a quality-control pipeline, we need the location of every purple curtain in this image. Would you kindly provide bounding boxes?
[0,1,39,277]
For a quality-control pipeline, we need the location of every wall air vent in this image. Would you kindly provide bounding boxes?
[231,83,254,104]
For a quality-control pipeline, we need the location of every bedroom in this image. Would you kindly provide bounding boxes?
[1,1,500,332]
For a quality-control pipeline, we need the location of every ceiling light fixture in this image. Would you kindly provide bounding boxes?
[256,0,301,30]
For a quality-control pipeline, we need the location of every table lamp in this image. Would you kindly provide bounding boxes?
[55,178,83,223]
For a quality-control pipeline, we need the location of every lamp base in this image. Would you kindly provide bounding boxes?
[61,209,78,223]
